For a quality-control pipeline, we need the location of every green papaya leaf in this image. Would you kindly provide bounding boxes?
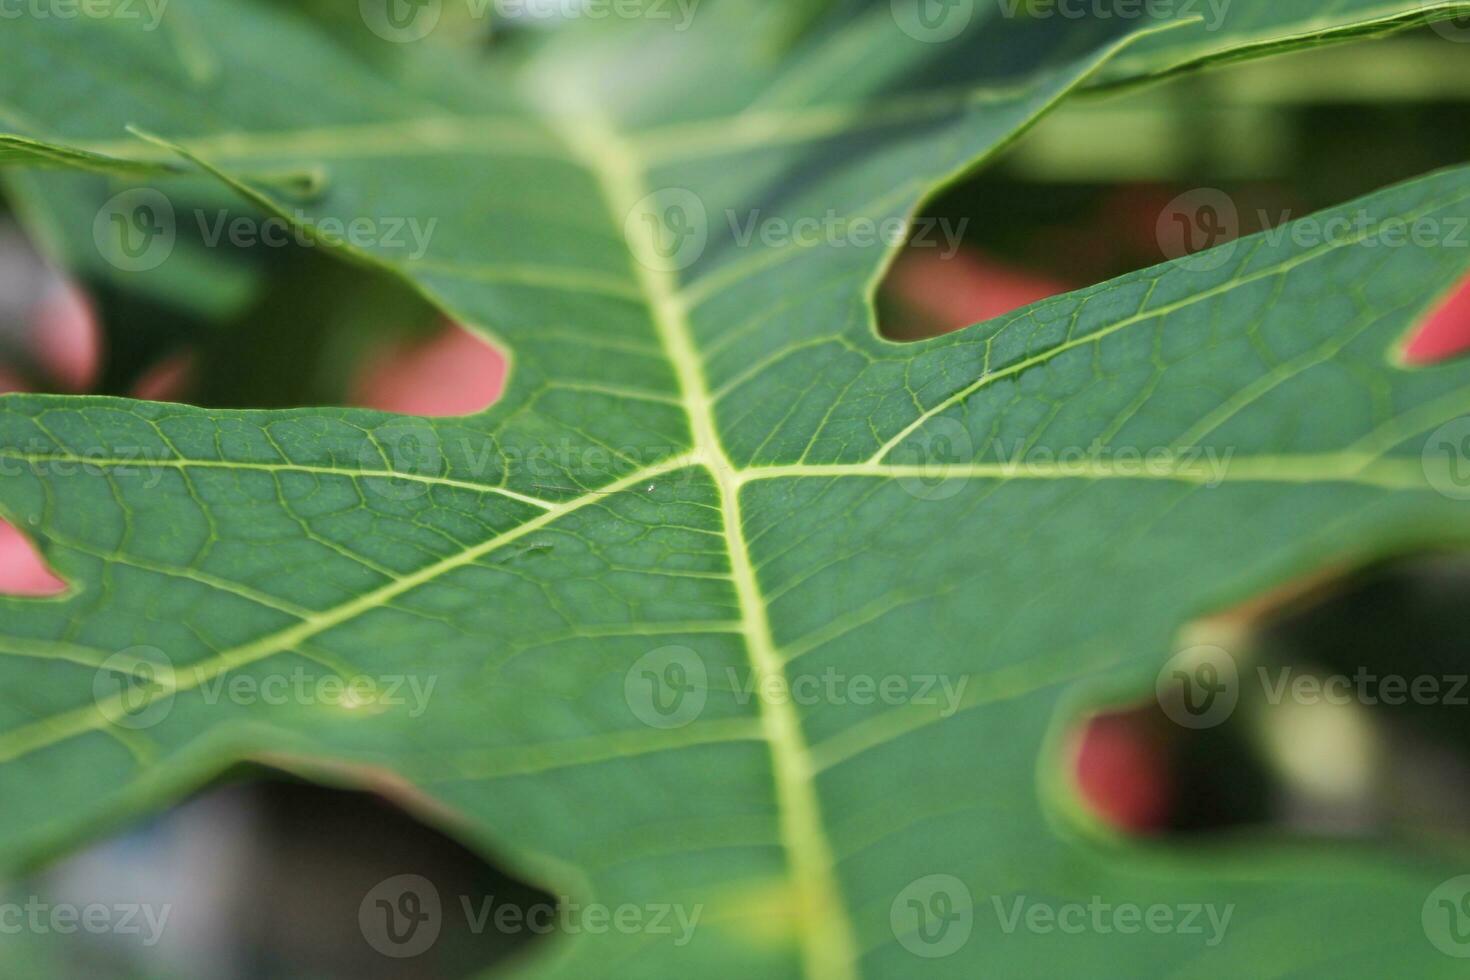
[2,2,1470,978]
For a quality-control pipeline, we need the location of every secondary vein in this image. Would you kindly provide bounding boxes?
[0,457,692,765]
